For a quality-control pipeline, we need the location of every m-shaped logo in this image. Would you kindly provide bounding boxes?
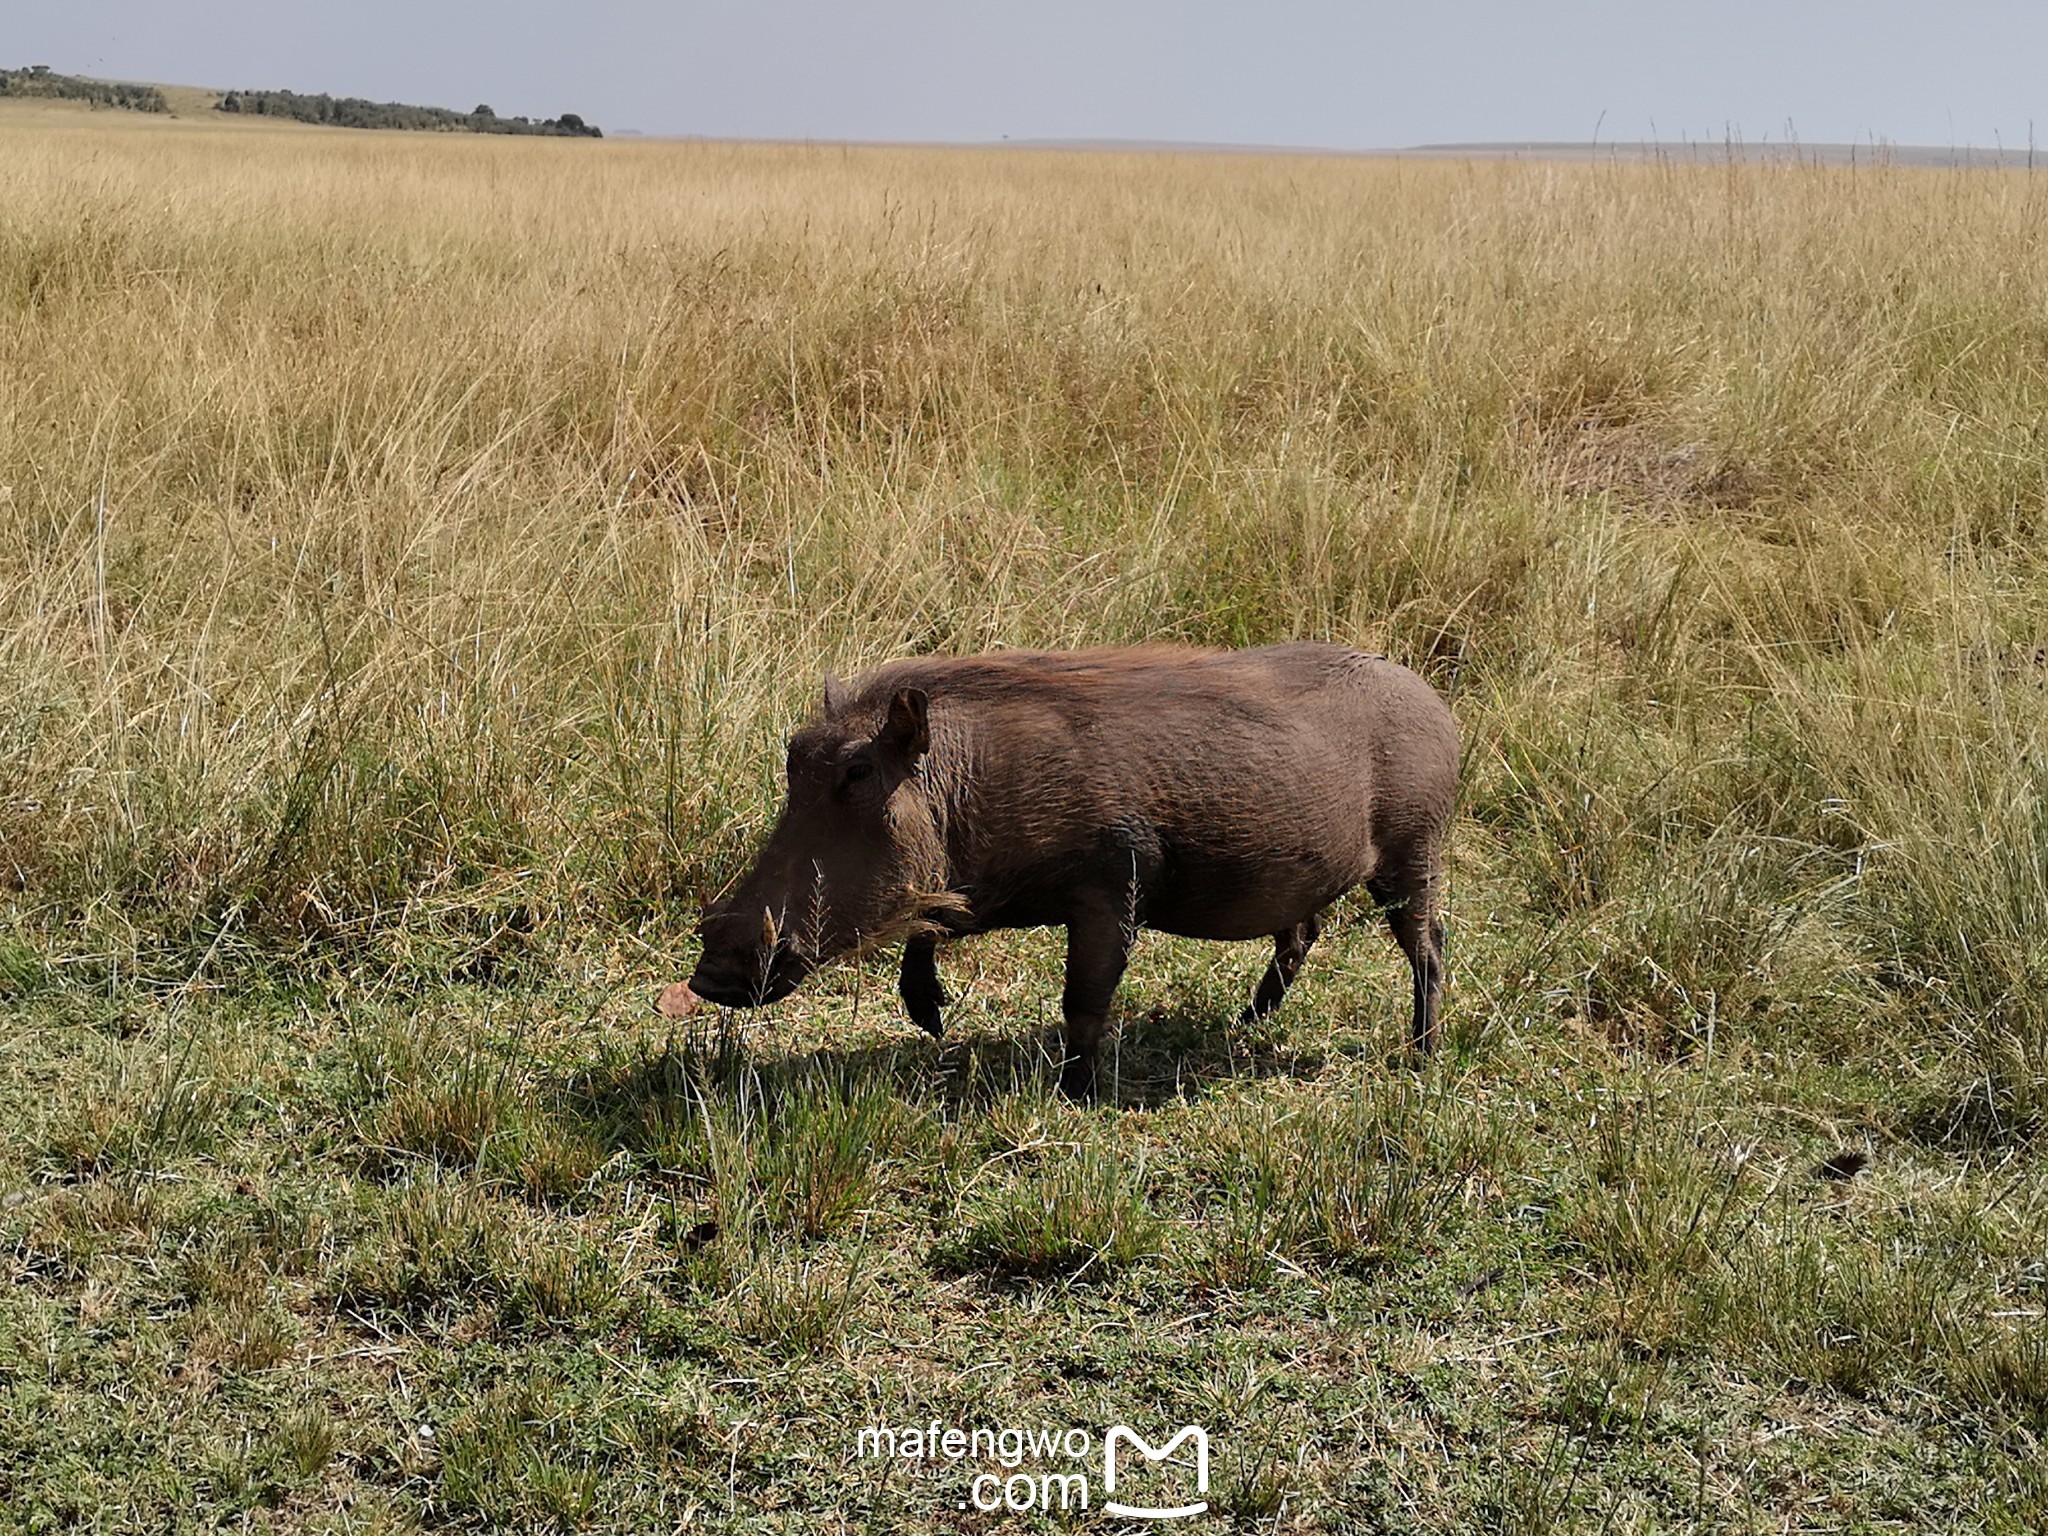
[1102,1425,1209,1520]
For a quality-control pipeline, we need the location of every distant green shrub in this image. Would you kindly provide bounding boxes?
[216,86,601,137]
[0,65,167,113]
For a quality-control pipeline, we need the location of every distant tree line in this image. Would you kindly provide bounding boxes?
[216,88,600,138]
[0,65,168,113]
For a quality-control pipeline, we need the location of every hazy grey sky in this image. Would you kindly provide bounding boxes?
[13,1,2048,149]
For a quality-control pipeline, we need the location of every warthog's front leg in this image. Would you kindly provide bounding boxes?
[1059,896,1132,1101]
[899,933,948,1038]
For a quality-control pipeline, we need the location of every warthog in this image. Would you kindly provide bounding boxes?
[687,643,1458,1098]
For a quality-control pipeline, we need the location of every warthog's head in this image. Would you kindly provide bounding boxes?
[687,681,945,1008]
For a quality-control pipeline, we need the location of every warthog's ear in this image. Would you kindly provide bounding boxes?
[879,687,930,761]
[822,672,852,716]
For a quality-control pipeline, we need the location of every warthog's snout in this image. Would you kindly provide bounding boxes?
[686,908,813,1008]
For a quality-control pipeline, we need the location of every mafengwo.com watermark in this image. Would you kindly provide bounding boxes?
[854,1419,1210,1518]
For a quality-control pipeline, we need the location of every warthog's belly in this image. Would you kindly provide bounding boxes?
[1140,850,1364,942]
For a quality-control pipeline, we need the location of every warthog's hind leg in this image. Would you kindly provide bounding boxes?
[1239,912,1325,1025]
[1370,859,1446,1059]
[899,934,948,1038]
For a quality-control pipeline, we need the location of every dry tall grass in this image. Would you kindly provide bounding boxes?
[3,114,2045,1128]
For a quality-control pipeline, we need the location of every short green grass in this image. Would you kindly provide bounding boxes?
[7,925,2048,1532]
[5,115,2048,1530]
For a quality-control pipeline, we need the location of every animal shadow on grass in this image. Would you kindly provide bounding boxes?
[1090,1008,1328,1108]
[557,1006,1326,1149]
[823,1012,1326,1112]
[757,1000,1328,1111]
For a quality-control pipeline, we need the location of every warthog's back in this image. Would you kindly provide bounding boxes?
[854,643,1458,943]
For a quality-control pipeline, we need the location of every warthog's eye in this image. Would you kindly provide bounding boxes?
[842,760,875,786]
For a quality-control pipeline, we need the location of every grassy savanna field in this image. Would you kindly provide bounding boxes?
[4,98,2048,1532]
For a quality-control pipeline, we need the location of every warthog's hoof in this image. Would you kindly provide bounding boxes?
[1057,1056,1099,1102]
